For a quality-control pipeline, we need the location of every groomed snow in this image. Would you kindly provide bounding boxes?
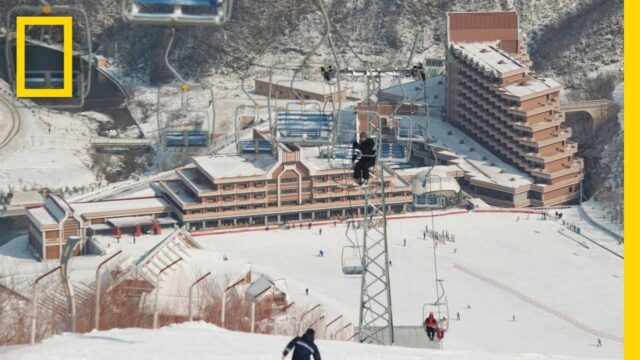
[193,210,622,359]
[0,322,595,360]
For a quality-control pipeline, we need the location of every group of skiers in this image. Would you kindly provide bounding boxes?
[423,312,448,341]
[423,225,455,243]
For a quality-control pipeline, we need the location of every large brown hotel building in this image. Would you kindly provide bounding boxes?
[444,11,582,206]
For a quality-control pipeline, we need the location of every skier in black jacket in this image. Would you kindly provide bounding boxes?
[352,131,376,186]
[282,328,321,360]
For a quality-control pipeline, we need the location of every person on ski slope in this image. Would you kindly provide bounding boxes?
[282,328,321,360]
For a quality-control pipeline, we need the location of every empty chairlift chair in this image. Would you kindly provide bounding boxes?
[396,117,426,141]
[240,139,272,154]
[165,130,208,147]
[341,246,363,275]
[377,143,407,162]
[123,0,232,25]
[275,111,335,145]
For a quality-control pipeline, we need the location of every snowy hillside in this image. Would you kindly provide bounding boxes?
[0,322,599,360]
[193,210,623,359]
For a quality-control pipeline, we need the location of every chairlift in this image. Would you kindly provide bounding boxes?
[396,116,426,141]
[4,3,93,108]
[422,280,450,331]
[155,29,214,151]
[122,0,233,26]
[275,103,335,145]
[165,130,208,147]
[341,245,363,275]
[240,139,272,154]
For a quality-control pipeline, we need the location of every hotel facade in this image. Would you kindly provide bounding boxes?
[442,11,582,206]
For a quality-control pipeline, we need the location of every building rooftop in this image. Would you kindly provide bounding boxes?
[71,197,171,217]
[428,113,533,188]
[451,42,526,77]
[9,191,43,208]
[192,154,278,181]
[256,76,339,96]
[447,11,519,53]
[502,77,562,98]
[28,206,59,227]
[378,75,446,107]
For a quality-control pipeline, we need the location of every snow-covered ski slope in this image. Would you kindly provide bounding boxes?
[193,210,622,359]
[0,321,597,360]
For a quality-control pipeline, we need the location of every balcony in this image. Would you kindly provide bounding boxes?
[513,114,564,132]
[531,163,582,180]
[525,141,578,164]
[519,127,572,148]
[508,103,558,117]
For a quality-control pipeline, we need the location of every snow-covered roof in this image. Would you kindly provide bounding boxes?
[503,77,562,98]
[451,42,525,77]
[43,195,68,222]
[256,76,338,96]
[379,76,446,107]
[245,275,276,298]
[71,197,171,217]
[427,114,533,188]
[9,191,43,207]
[107,215,155,228]
[28,206,59,227]
[193,154,277,181]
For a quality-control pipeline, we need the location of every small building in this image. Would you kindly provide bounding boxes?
[26,195,176,261]
[255,76,347,103]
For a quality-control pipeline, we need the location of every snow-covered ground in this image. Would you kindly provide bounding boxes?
[0,321,597,360]
[193,210,622,359]
[0,82,99,193]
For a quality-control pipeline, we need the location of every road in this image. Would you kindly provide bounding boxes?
[0,92,21,150]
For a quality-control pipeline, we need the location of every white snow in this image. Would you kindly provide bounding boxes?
[0,82,98,193]
[192,210,622,359]
[0,322,597,360]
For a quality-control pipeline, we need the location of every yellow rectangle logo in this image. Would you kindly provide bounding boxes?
[16,16,73,98]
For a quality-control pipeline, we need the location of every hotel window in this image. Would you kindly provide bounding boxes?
[281,177,298,183]
[223,195,234,201]
[268,190,277,195]
[282,189,298,194]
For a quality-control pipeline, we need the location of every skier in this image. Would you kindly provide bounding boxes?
[424,312,437,341]
[282,328,321,360]
[403,238,407,247]
[318,250,324,257]
[597,338,602,347]
[305,288,309,296]
[352,131,376,186]
[319,228,322,235]
[423,232,426,240]
[436,316,448,340]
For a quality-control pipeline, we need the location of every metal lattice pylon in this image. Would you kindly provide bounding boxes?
[358,80,395,344]
[359,166,394,345]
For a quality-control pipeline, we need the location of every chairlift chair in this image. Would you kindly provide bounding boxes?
[422,279,450,331]
[275,102,335,145]
[156,84,213,149]
[234,104,273,155]
[4,4,93,108]
[341,245,363,276]
[122,0,233,26]
[396,116,426,142]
